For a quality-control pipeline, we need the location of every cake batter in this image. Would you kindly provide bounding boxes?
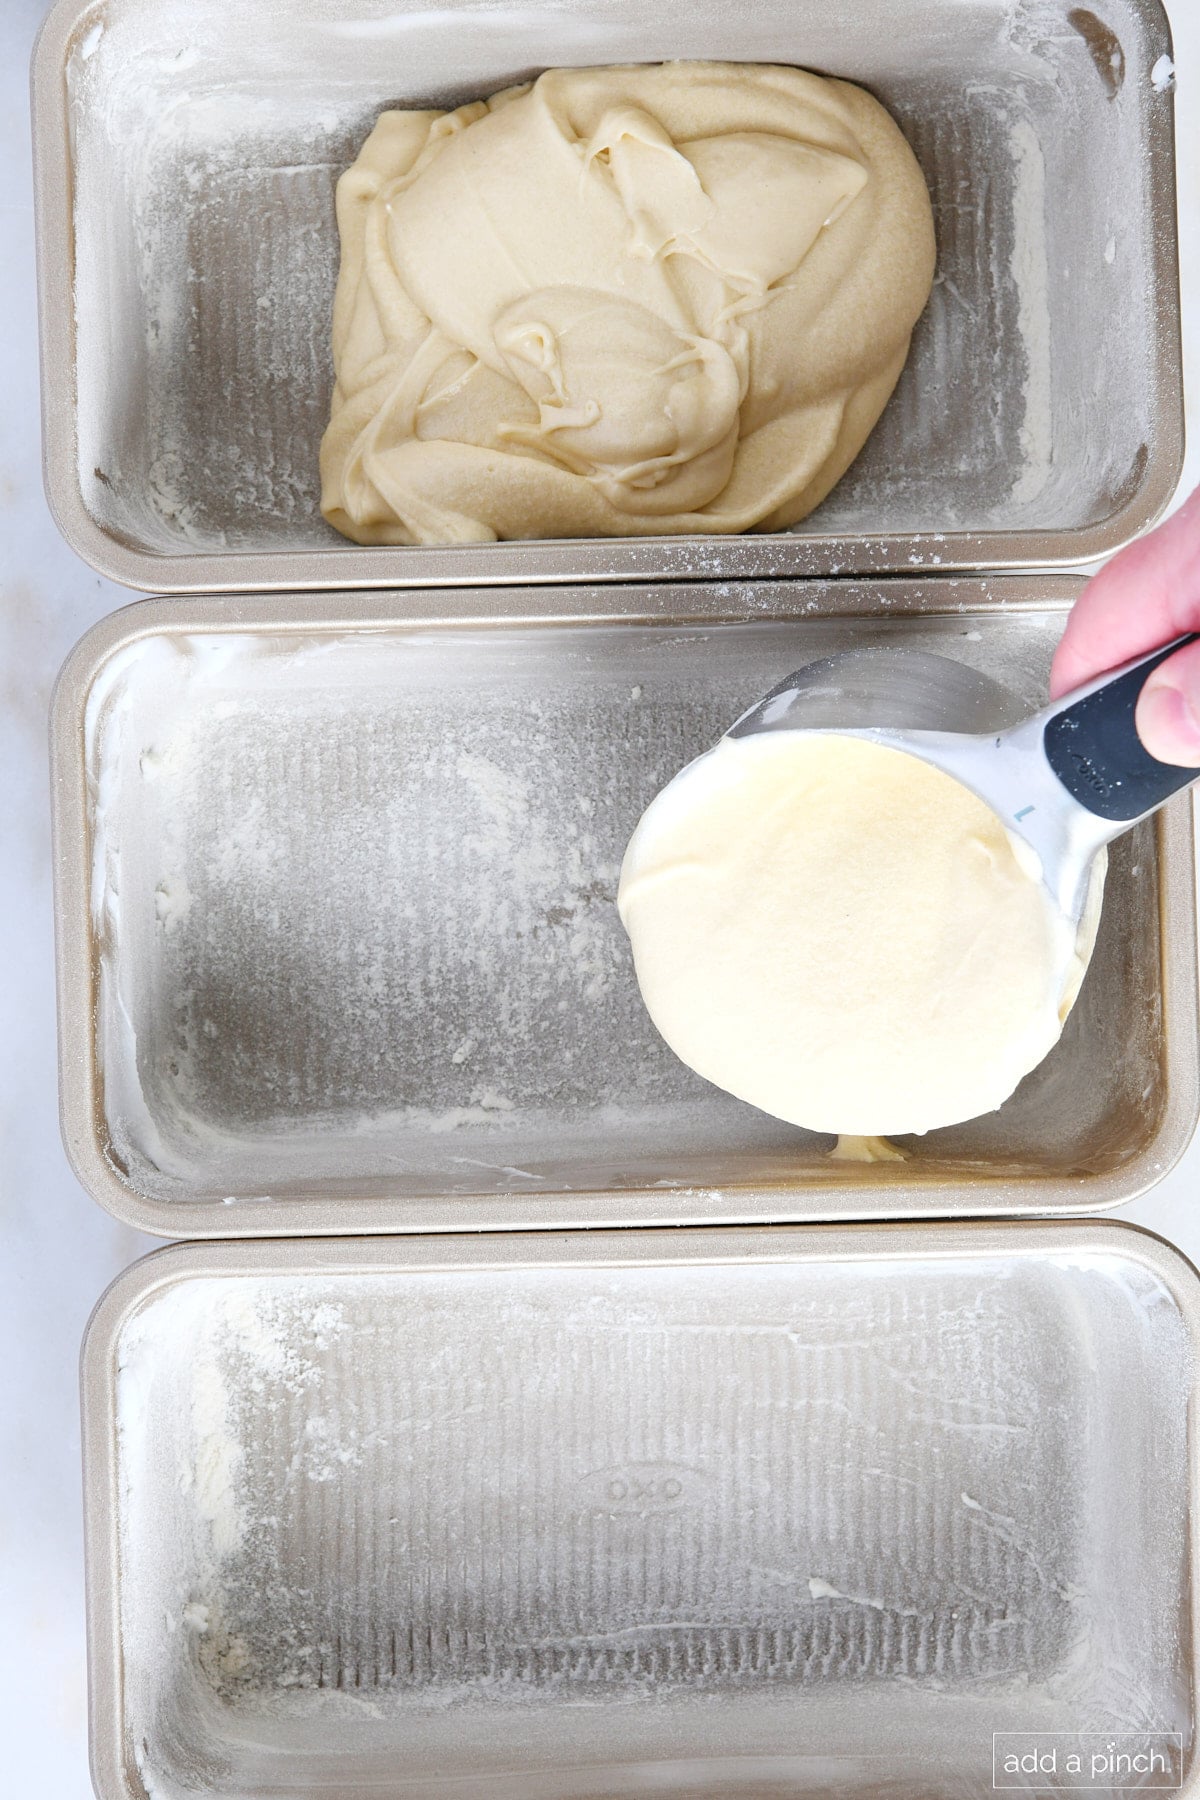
[321,62,935,545]
[618,732,1104,1137]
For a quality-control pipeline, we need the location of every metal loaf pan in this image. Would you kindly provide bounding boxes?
[32,0,1181,593]
[51,577,1199,1237]
[84,1221,1200,1800]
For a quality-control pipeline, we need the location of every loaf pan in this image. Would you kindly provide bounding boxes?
[83,1221,1200,1799]
[51,577,1200,1237]
[32,0,1181,592]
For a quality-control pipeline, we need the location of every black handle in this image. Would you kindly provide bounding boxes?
[1043,633,1200,822]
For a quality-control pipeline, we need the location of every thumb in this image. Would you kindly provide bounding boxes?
[1135,638,1200,767]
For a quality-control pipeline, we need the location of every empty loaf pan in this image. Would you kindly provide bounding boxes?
[33,0,1181,592]
[52,577,1200,1237]
[85,1221,1200,1799]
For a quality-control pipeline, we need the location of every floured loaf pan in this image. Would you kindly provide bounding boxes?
[51,577,1199,1237]
[84,1222,1200,1800]
[33,0,1181,592]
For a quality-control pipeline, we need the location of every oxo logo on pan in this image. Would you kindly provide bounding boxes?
[577,1462,712,1513]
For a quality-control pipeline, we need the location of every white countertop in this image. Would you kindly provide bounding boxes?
[2,2,1198,1790]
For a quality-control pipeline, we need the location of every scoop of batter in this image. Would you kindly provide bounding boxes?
[618,732,1103,1137]
[320,62,935,546]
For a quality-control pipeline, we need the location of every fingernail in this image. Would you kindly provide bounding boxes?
[1136,681,1200,767]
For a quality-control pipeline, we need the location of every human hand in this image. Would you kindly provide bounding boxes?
[1050,483,1200,766]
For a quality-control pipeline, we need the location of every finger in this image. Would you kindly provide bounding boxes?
[1135,637,1200,767]
[1049,483,1200,699]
